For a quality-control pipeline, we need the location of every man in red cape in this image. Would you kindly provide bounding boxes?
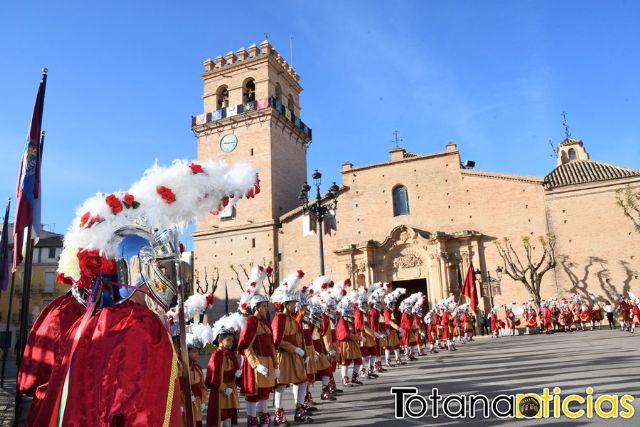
[18,292,85,420]
[271,281,311,425]
[237,292,277,427]
[28,291,182,426]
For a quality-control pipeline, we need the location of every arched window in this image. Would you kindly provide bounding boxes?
[243,78,255,103]
[216,85,229,109]
[567,148,577,161]
[274,83,282,102]
[287,94,295,111]
[392,185,410,216]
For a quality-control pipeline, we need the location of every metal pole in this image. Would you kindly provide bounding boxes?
[0,271,16,388]
[15,225,34,420]
[172,228,194,426]
[317,215,325,276]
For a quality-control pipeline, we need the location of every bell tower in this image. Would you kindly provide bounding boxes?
[192,41,311,299]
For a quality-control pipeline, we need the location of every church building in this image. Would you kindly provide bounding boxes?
[192,41,640,315]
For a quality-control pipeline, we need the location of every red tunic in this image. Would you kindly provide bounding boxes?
[237,315,276,398]
[490,312,498,332]
[541,307,552,329]
[525,309,537,327]
[441,311,451,339]
[579,306,592,322]
[27,300,181,427]
[206,348,240,426]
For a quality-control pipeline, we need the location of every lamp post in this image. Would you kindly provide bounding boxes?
[299,169,340,275]
[475,266,503,309]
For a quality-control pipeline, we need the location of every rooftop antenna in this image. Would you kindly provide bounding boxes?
[561,111,571,139]
[290,36,293,67]
[264,32,269,41]
[548,140,556,158]
[392,130,403,148]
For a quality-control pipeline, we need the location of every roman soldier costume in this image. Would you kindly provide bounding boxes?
[271,270,312,424]
[27,159,259,427]
[237,266,278,427]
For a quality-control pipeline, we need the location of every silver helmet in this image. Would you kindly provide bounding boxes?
[71,226,184,313]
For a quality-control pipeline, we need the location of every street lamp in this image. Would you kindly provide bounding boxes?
[299,169,340,275]
[475,266,503,309]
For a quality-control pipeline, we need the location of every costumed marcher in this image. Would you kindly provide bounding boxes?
[271,271,313,425]
[400,293,419,360]
[630,293,640,333]
[307,286,335,402]
[319,278,344,397]
[505,303,518,336]
[296,287,319,414]
[588,294,604,330]
[460,304,474,342]
[570,295,582,330]
[524,300,538,335]
[560,299,574,332]
[424,308,440,354]
[237,265,278,427]
[336,290,363,387]
[206,313,245,427]
[367,284,388,373]
[354,286,378,378]
[489,305,501,338]
[540,300,554,334]
[383,288,406,366]
[28,159,259,426]
[18,292,85,423]
[440,297,457,349]
[579,299,593,331]
[187,325,214,427]
[412,293,428,354]
[423,310,438,354]
[617,295,631,332]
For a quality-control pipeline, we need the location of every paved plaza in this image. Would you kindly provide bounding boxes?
[289,329,640,426]
[1,328,638,426]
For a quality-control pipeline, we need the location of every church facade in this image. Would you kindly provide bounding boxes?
[192,41,640,315]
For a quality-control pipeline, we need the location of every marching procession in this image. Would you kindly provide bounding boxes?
[496,293,640,337]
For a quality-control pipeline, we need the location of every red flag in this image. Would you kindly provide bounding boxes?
[13,69,47,270]
[462,263,478,311]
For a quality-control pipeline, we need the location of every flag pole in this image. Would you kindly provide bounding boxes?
[14,225,33,419]
[0,272,16,389]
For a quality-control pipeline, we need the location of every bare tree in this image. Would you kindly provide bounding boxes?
[195,266,219,294]
[264,260,279,296]
[494,234,557,308]
[615,185,640,233]
[229,264,248,292]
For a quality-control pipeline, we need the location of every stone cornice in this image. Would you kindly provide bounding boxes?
[544,175,640,197]
[342,150,457,175]
[461,169,543,184]
[192,107,311,146]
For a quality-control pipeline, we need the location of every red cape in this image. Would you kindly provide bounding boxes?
[237,315,272,396]
[18,293,84,396]
[27,300,181,427]
[205,348,239,427]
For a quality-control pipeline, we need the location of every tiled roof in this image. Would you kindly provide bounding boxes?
[543,160,640,190]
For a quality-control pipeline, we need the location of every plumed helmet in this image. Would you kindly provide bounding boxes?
[58,159,260,314]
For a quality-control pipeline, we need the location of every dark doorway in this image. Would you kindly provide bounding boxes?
[393,278,429,311]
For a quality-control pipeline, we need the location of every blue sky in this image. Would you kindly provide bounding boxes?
[1,1,639,248]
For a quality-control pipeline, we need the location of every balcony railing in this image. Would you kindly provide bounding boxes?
[192,97,312,139]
